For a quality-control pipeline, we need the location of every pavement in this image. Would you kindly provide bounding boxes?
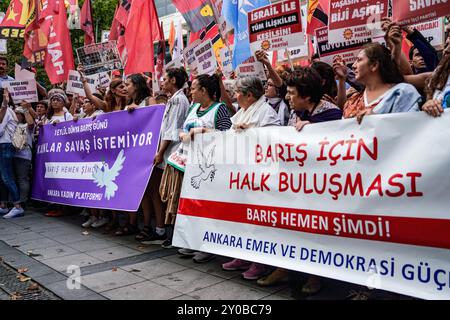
[0,207,411,300]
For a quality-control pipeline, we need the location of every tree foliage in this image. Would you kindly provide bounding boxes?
[1,0,118,87]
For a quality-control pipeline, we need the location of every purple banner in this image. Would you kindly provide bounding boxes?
[31,106,165,211]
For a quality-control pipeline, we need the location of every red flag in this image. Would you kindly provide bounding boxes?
[80,0,95,45]
[110,0,133,60]
[307,0,329,35]
[0,0,31,38]
[172,0,214,32]
[109,4,120,40]
[124,0,161,74]
[43,0,75,84]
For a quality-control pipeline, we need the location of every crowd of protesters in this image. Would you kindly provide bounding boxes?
[1,17,449,299]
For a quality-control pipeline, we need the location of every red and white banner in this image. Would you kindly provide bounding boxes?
[248,0,304,53]
[174,111,450,300]
[392,0,450,26]
[328,0,389,44]
[411,18,445,49]
[316,26,370,66]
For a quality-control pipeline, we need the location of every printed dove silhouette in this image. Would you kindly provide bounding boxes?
[92,150,126,200]
[191,146,216,189]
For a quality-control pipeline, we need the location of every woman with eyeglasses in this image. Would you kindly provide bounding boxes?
[47,90,73,124]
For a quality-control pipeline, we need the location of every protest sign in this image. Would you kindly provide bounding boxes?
[392,0,450,26]
[411,18,445,49]
[76,41,123,75]
[66,70,97,97]
[248,0,303,53]
[3,80,38,104]
[316,26,370,66]
[277,4,309,62]
[219,48,233,79]
[194,40,217,76]
[184,40,201,74]
[236,56,267,80]
[328,0,389,44]
[31,106,165,211]
[174,112,450,300]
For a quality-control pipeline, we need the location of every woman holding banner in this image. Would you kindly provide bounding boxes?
[164,73,232,255]
[221,76,280,280]
[136,68,190,245]
[0,88,25,219]
[113,74,151,236]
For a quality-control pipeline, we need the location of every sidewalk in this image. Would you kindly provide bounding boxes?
[0,208,409,300]
[0,208,294,300]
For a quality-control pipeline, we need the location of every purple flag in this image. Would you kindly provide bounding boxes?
[31,106,165,212]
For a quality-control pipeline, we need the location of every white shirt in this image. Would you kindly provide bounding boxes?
[231,96,281,129]
[50,112,74,123]
[0,107,17,144]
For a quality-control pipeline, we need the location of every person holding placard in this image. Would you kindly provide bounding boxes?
[12,103,35,209]
[335,43,421,120]
[0,88,24,219]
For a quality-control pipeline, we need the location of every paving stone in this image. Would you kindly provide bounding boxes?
[80,268,145,292]
[41,253,103,272]
[153,269,224,294]
[19,261,57,278]
[163,254,242,280]
[51,232,96,244]
[12,238,61,252]
[3,231,45,243]
[37,226,83,238]
[26,245,80,261]
[121,259,187,280]
[5,235,47,248]
[86,246,141,262]
[67,238,118,252]
[33,272,68,286]
[45,280,97,300]
[185,281,270,300]
[102,280,180,300]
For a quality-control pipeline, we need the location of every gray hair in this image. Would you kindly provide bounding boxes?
[235,76,264,100]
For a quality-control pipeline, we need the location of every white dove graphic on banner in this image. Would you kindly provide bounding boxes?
[191,146,216,189]
[92,150,126,200]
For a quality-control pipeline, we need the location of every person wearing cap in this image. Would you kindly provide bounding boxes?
[47,91,73,124]
[12,103,35,210]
